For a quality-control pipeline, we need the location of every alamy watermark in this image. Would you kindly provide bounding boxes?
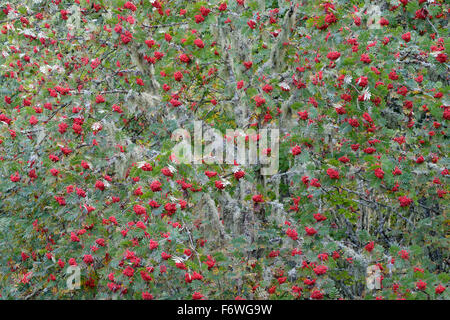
[66,266,81,290]
[171,121,279,175]
[366,265,382,290]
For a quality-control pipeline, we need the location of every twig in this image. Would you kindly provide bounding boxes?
[142,22,188,29]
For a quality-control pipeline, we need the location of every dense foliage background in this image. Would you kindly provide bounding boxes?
[0,0,448,300]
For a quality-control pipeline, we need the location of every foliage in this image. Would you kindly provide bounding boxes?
[0,0,448,300]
